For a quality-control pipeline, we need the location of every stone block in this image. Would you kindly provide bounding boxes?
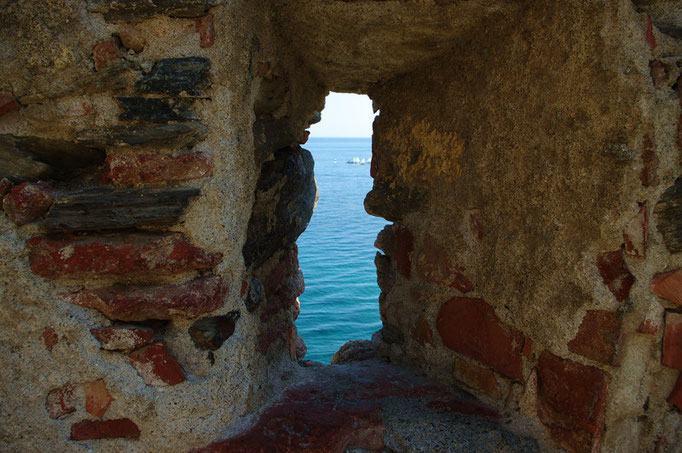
[134,57,210,96]
[243,146,315,268]
[92,39,121,71]
[196,15,215,48]
[537,351,609,453]
[64,275,228,321]
[116,97,200,123]
[83,380,113,418]
[437,297,525,381]
[2,182,53,225]
[70,418,140,440]
[103,152,211,186]
[244,276,264,312]
[128,341,186,386]
[29,233,221,278]
[42,187,200,233]
[0,134,105,182]
[188,311,240,351]
[663,311,682,370]
[650,269,682,306]
[452,356,500,397]
[568,310,622,366]
[118,26,145,52]
[46,383,77,419]
[41,326,58,351]
[88,0,221,22]
[77,122,208,148]
[596,250,635,302]
[295,334,307,361]
[0,92,19,117]
[654,176,682,253]
[90,326,154,351]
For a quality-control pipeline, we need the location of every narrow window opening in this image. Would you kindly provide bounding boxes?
[296,92,383,363]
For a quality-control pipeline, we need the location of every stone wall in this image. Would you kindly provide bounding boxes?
[362,1,682,451]
[1,0,681,451]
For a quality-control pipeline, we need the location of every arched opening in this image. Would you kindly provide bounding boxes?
[295,92,384,363]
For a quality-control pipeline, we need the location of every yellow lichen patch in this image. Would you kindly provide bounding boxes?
[383,117,465,185]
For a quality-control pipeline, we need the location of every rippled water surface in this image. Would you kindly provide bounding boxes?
[295,137,385,363]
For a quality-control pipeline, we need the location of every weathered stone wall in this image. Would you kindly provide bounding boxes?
[364,1,682,451]
[1,0,681,451]
[0,0,320,450]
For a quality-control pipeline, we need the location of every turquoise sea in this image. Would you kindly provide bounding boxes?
[295,137,385,363]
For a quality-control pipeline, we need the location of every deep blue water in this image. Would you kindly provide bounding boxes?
[296,137,385,363]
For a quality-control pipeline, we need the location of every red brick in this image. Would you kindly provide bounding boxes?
[71,418,140,440]
[118,25,145,53]
[41,326,58,351]
[92,39,120,71]
[196,14,215,48]
[568,310,622,366]
[452,356,500,397]
[264,246,299,297]
[596,250,635,302]
[415,234,472,292]
[436,297,525,381]
[537,352,609,453]
[638,319,659,335]
[394,225,413,279]
[128,341,186,386]
[0,91,19,116]
[46,383,77,419]
[2,182,53,226]
[83,380,113,418]
[412,313,433,345]
[645,14,656,50]
[623,202,648,259]
[522,338,533,357]
[103,152,212,186]
[90,326,154,351]
[240,280,248,297]
[29,233,221,279]
[667,373,682,410]
[64,275,228,321]
[650,269,682,306]
[663,311,682,370]
[279,269,305,301]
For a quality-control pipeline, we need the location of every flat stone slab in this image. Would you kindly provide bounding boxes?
[196,359,540,452]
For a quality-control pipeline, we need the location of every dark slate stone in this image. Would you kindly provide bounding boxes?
[655,176,682,253]
[42,187,200,232]
[381,324,405,345]
[117,97,200,123]
[76,122,207,148]
[243,146,316,268]
[88,0,222,22]
[364,183,426,223]
[189,311,240,351]
[134,58,211,96]
[245,277,264,313]
[252,116,296,163]
[0,135,105,182]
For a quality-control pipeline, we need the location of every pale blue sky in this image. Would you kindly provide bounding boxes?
[309,92,375,138]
